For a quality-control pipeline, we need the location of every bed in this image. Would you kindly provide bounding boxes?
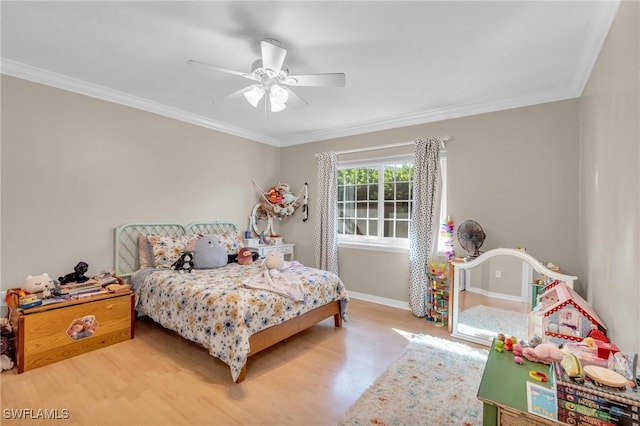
[114,221,349,383]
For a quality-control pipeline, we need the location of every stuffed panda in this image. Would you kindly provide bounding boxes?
[171,252,194,273]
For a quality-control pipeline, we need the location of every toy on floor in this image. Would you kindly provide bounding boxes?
[0,318,14,371]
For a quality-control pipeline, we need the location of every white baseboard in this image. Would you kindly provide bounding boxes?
[465,286,525,303]
[347,291,410,310]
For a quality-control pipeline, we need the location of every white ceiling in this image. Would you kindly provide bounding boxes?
[1,1,620,147]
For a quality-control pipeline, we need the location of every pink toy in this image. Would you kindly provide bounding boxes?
[522,343,564,364]
[514,356,524,365]
[513,343,523,357]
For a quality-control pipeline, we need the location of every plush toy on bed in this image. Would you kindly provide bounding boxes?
[193,236,227,269]
[263,251,284,270]
[237,248,254,266]
[171,252,194,273]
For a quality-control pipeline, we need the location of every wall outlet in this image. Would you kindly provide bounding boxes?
[495,270,502,278]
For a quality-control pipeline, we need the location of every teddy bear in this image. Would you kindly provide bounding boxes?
[193,236,227,269]
[22,273,54,294]
[171,252,194,273]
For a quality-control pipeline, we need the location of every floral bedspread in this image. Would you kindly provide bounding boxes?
[135,262,349,381]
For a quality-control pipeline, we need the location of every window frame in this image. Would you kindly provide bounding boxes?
[336,152,448,254]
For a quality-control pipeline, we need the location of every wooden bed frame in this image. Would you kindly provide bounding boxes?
[114,222,342,383]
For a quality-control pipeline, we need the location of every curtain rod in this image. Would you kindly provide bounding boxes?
[315,135,451,157]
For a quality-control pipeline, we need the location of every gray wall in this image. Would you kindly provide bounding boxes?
[1,2,636,355]
[578,0,639,354]
[1,76,280,286]
[280,100,580,302]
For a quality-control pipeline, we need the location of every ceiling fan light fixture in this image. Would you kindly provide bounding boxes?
[270,85,289,105]
[244,85,265,107]
[270,101,286,113]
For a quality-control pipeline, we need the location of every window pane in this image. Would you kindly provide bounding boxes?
[356,185,367,200]
[369,202,378,217]
[356,202,368,218]
[337,185,344,201]
[384,202,394,218]
[337,170,345,185]
[383,220,394,237]
[337,203,345,218]
[368,219,378,236]
[384,183,393,200]
[344,202,355,218]
[369,184,378,200]
[368,167,378,183]
[397,202,409,219]
[357,168,368,184]
[344,218,356,235]
[344,185,355,201]
[344,169,354,185]
[396,221,409,239]
[396,182,410,200]
[356,219,367,235]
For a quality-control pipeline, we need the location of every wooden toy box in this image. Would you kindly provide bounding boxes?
[16,292,135,373]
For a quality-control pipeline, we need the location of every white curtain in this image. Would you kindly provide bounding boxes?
[409,138,442,317]
[314,151,339,275]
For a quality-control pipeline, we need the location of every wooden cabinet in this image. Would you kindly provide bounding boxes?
[245,243,295,260]
[16,291,135,373]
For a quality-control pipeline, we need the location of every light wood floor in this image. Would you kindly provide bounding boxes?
[0,299,472,426]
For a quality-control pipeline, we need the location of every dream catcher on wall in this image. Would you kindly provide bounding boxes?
[250,181,308,235]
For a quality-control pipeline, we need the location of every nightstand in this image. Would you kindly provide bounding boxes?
[245,243,295,260]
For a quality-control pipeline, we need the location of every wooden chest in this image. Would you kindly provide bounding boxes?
[16,292,135,373]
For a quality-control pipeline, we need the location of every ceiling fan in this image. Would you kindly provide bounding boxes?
[188,38,345,112]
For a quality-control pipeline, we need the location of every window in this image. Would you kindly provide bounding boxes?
[337,153,447,252]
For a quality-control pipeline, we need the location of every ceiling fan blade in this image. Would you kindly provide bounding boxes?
[187,59,259,81]
[284,73,346,87]
[283,87,309,109]
[261,39,287,72]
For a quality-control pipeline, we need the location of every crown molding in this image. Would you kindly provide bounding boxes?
[279,87,580,146]
[0,59,281,147]
[569,0,621,97]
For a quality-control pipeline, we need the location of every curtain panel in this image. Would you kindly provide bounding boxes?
[314,151,339,275]
[409,138,442,316]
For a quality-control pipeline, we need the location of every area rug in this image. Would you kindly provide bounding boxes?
[457,305,528,341]
[337,335,488,426]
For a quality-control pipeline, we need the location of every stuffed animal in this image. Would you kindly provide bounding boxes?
[263,252,284,270]
[193,236,227,269]
[237,248,254,266]
[171,252,194,273]
[58,262,90,284]
[22,273,54,294]
[0,318,14,371]
[522,343,564,364]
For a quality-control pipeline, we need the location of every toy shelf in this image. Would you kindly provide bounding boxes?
[425,265,449,327]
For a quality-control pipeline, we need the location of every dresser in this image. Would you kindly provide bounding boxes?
[245,243,295,260]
